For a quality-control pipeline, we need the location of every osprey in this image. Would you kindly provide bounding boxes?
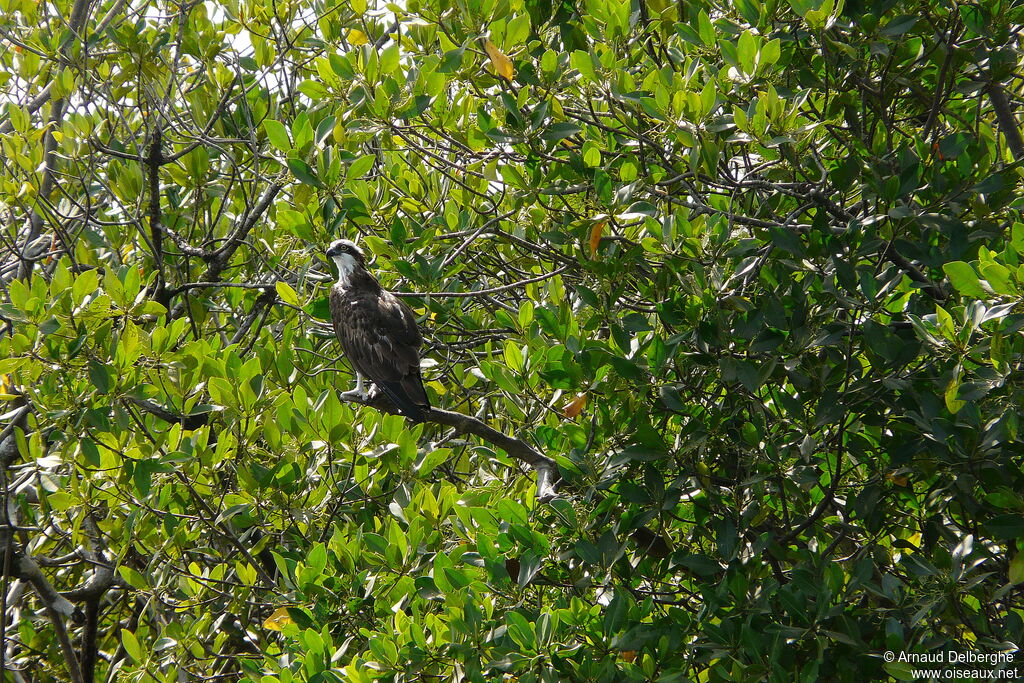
[326,239,430,422]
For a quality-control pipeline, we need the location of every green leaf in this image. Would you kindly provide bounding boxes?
[118,565,149,589]
[287,158,323,187]
[760,38,781,67]
[398,94,432,120]
[540,122,581,141]
[278,209,315,241]
[88,360,110,394]
[438,48,464,73]
[734,0,761,25]
[880,15,918,36]
[306,296,331,320]
[503,340,523,372]
[1011,553,1024,584]
[697,9,715,46]
[985,514,1024,540]
[80,439,100,466]
[980,262,1015,295]
[738,31,756,73]
[72,269,99,305]
[944,375,965,414]
[348,154,375,179]
[293,112,314,150]
[570,50,597,82]
[263,120,291,152]
[122,629,143,663]
[134,459,155,497]
[46,491,73,511]
[275,281,300,306]
[882,661,916,681]
[415,448,451,476]
[942,261,986,298]
[297,79,328,100]
[506,14,531,46]
[380,43,400,74]
[675,23,704,48]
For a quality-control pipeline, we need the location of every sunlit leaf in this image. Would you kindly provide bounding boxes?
[483,39,514,80]
[263,607,294,631]
[263,120,290,152]
[563,393,587,418]
[589,220,605,256]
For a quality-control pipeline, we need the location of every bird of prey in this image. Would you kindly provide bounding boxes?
[326,239,430,422]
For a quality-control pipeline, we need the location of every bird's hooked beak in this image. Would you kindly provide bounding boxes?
[316,252,336,277]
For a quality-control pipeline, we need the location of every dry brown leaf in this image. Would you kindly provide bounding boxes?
[887,472,910,487]
[588,221,605,256]
[483,39,514,80]
[563,393,587,418]
[620,650,638,663]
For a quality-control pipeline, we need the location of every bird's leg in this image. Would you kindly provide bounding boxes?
[341,372,370,401]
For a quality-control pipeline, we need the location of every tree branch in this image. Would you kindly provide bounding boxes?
[122,397,213,430]
[6,554,84,683]
[394,264,573,299]
[15,0,94,280]
[349,393,560,502]
[986,81,1024,162]
[146,127,168,307]
[202,181,284,285]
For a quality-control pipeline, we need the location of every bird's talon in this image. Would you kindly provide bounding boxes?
[340,389,368,402]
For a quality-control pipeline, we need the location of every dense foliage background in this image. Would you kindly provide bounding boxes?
[2,0,1024,680]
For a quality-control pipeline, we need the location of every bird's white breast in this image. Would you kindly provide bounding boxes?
[333,253,358,287]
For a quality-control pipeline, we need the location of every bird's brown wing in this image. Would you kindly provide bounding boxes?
[330,285,430,417]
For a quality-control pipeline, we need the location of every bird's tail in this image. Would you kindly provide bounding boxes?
[376,381,429,423]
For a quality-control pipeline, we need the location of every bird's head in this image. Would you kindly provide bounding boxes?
[325,239,366,284]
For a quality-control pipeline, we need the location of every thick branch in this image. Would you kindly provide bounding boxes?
[166,281,275,297]
[146,128,168,307]
[201,181,284,285]
[124,391,558,499]
[883,245,947,301]
[10,555,84,683]
[122,397,213,430]
[15,0,94,279]
[986,81,1024,162]
[393,264,573,299]
[0,404,30,468]
[352,394,559,502]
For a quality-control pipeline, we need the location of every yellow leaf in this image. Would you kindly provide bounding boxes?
[1010,553,1024,585]
[944,375,965,414]
[588,221,605,257]
[348,29,368,46]
[483,39,514,80]
[263,607,294,631]
[563,393,587,419]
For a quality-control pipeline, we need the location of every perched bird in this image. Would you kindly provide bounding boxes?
[326,239,430,422]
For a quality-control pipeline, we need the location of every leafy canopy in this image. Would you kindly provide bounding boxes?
[1,0,1024,680]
